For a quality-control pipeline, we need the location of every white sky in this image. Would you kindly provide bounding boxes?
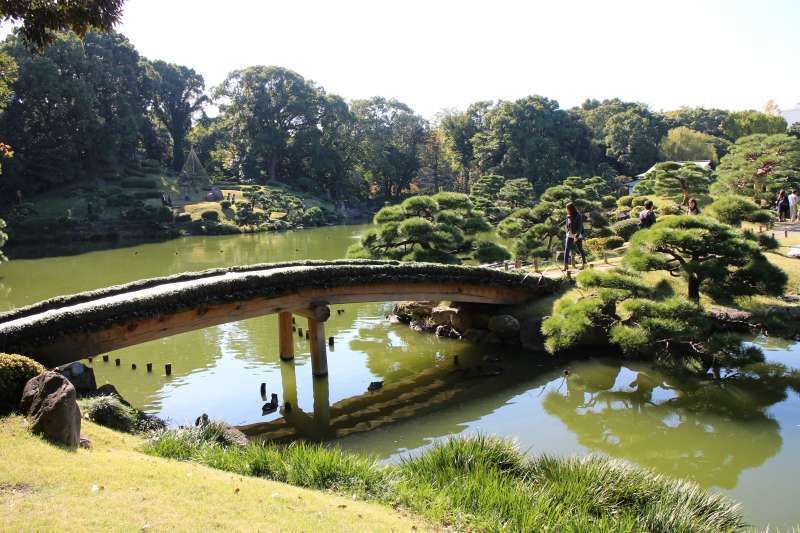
[65,0,800,118]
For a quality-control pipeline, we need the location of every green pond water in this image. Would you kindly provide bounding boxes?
[2,225,799,528]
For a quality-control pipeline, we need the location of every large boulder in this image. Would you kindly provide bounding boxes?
[431,305,473,333]
[487,315,521,338]
[19,371,81,448]
[56,362,97,397]
[393,301,435,324]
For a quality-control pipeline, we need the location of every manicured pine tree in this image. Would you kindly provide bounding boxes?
[652,161,711,206]
[624,215,786,300]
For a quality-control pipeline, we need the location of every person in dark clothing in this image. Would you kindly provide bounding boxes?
[776,189,790,222]
[687,198,700,215]
[563,202,586,271]
[639,200,657,228]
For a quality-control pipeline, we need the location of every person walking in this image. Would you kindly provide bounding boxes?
[776,190,790,222]
[638,200,657,228]
[687,198,700,215]
[563,202,586,271]
[788,188,798,223]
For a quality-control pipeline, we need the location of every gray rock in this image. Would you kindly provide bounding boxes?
[435,324,459,338]
[393,301,435,323]
[56,362,97,396]
[19,371,81,448]
[520,318,545,352]
[487,315,521,337]
[431,305,473,333]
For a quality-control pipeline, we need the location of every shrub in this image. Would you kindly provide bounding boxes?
[706,195,774,227]
[220,200,232,209]
[205,222,241,235]
[175,212,191,224]
[616,195,633,207]
[601,195,617,208]
[611,218,641,241]
[658,203,682,215]
[200,210,220,222]
[79,395,137,433]
[631,195,650,207]
[120,178,158,189]
[584,236,624,254]
[302,206,326,226]
[474,240,512,263]
[0,353,44,413]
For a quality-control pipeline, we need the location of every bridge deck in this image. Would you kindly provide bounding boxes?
[0,260,559,368]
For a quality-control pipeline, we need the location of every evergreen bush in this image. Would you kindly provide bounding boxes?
[0,353,43,413]
[200,210,220,222]
[611,218,640,241]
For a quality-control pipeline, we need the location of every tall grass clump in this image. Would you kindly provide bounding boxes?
[142,429,744,532]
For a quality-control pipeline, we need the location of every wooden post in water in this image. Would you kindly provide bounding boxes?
[302,304,330,378]
[165,363,172,376]
[146,362,152,373]
[131,363,136,370]
[115,358,120,366]
[102,355,109,363]
[278,311,294,361]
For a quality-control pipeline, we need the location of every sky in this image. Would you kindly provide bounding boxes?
[104,0,800,119]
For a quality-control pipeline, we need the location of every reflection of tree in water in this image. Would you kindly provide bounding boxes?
[543,359,799,489]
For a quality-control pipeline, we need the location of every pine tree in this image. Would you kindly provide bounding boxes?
[624,215,786,300]
[652,162,711,206]
[713,134,800,201]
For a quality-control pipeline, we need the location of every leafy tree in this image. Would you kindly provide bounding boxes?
[214,66,319,183]
[438,102,490,192]
[722,111,787,140]
[603,108,664,175]
[149,60,207,171]
[712,134,800,200]
[351,97,426,199]
[662,107,729,139]
[0,31,148,195]
[659,127,719,163]
[576,99,665,175]
[347,192,501,264]
[416,126,455,193]
[625,215,787,300]
[471,95,595,188]
[0,0,125,49]
[652,161,711,206]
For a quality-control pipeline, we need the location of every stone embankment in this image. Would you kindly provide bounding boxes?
[393,301,546,351]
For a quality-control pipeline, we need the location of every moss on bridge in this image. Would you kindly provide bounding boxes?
[0,260,559,359]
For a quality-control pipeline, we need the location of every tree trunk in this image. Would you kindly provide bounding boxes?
[172,134,185,172]
[267,154,278,183]
[687,273,700,301]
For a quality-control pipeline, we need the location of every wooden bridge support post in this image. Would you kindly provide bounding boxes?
[279,359,298,411]
[278,311,294,361]
[308,317,328,377]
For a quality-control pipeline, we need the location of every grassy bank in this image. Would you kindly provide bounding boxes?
[143,425,744,532]
[0,417,428,532]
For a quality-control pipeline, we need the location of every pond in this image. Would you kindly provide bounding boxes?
[2,225,798,528]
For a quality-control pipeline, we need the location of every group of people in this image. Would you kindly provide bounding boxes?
[775,189,798,223]
[562,198,701,272]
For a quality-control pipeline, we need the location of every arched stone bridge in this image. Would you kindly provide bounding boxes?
[0,260,559,375]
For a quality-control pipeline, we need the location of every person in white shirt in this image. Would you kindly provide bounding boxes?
[789,189,799,223]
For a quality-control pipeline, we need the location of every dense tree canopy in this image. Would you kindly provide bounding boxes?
[0,31,147,196]
[351,97,426,199]
[471,96,596,188]
[149,60,207,171]
[659,127,719,163]
[712,134,800,200]
[721,111,787,140]
[0,0,125,49]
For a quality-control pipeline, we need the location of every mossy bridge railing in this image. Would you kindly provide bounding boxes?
[0,260,559,375]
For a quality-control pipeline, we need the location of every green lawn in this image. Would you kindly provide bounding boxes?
[0,417,428,532]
